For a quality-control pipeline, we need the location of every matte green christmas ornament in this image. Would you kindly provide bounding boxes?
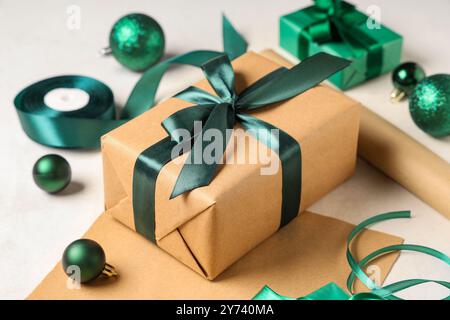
[101,13,165,72]
[62,239,117,283]
[390,62,426,102]
[32,154,71,193]
[409,74,450,138]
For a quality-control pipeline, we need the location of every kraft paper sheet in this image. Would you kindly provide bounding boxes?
[28,211,402,299]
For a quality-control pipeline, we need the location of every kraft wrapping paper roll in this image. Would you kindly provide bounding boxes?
[261,49,450,219]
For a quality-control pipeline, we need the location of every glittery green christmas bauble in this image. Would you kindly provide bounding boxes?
[109,13,165,72]
[392,62,426,96]
[32,154,71,193]
[409,74,450,138]
[62,239,106,283]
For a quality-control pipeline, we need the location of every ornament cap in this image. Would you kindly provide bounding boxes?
[391,62,426,103]
[99,47,112,56]
[102,263,118,278]
[390,88,406,103]
[62,239,118,284]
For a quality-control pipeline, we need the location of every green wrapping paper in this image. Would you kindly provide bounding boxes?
[280,0,403,90]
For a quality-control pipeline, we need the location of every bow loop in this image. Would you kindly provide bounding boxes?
[201,54,237,103]
[236,52,350,109]
[308,0,358,44]
[314,0,342,14]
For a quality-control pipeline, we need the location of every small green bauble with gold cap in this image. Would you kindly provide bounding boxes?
[102,13,165,72]
[62,239,117,284]
[391,62,426,102]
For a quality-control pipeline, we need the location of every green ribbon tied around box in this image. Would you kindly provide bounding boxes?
[132,52,351,242]
[253,211,450,300]
[298,0,383,79]
[13,15,247,149]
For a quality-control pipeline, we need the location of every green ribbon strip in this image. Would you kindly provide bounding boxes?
[133,52,350,242]
[298,0,383,80]
[13,15,247,148]
[253,211,450,300]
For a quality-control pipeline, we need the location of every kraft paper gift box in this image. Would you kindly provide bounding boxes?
[280,0,403,90]
[101,51,361,280]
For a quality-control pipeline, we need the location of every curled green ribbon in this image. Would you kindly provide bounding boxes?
[133,52,350,242]
[13,15,247,148]
[298,0,383,80]
[253,211,450,300]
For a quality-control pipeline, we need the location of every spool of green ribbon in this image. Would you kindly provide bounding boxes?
[14,75,123,148]
[13,15,247,149]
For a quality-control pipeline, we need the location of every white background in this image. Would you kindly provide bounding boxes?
[0,0,449,299]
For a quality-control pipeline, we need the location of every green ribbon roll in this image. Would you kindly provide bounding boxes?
[14,76,122,148]
[13,15,247,149]
[298,0,383,79]
[132,52,350,242]
[253,211,450,300]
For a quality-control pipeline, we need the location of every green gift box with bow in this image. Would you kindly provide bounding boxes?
[280,0,403,90]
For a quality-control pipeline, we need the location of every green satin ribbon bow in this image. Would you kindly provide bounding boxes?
[253,211,450,300]
[299,0,383,79]
[13,15,247,148]
[132,52,351,242]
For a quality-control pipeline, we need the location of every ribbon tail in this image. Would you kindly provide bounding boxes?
[238,67,289,97]
[237,52,350,109]
[201,54,236,101]
[170,103,235,198]
[222,14,248,60]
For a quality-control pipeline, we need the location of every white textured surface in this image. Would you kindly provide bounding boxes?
[0,0,449,299]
